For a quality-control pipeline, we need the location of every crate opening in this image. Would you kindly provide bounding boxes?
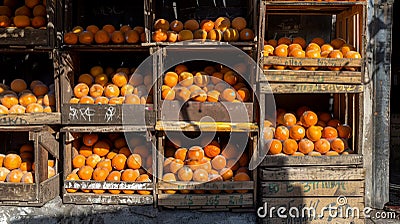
[263,93,360,156]
[67,0,145,31]
[0,131,57,184]
[65,131,154,195]
[0,53,57,113]
[63,51,153,104]
[158,131,254,194]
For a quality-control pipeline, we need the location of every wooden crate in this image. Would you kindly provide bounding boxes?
[57,50,157,125]
[144,0,258,48]
[258,167,365,223]
[0,52,61,125]
[61,0,145,49]
[0,126,60,206]
[62,126,155,205]
[0,0,57,48]
[259,1,366,85]
[258,92,363,166]
[156,130,258,210]
[157,49,256,123]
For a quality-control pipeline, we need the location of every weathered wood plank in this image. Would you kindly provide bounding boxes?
[262,70,362,84]
[62,104,156,125]
[158,181,254,190]
[61,125,152,133]
[264,83,364,94]
[0,113,61,125]
[264,56,362,67]
[261,181,364,197]
[261,154,363,166]
[259,197,365,222]
[0,28,48,46]
[158,194,253,207]
[155,121,258,132]
[64,181,154,190]
[260,167,365,181]
[159,101,254,123]
[63,193,153,205]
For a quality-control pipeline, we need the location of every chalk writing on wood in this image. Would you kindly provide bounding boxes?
[0,117,28,125]
[93,6,125,16]
[104,106,116,122]
[0,29,25,38]
[69,106,95,122]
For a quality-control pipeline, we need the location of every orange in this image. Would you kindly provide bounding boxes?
[125,30,140,44]
[20,161,32,172]
[94,30,110,44]
[318,112,332,123]
[102,24,115,34]
[32,16,46,28]
[211,155,226,170]
[327,119,341,127]
[221,88,236,102]
[193,168,209,182]
[93,140,110,157]
[187,146,204,161]
[174,65,188,75]
[331,38,346,49]
[289,125,305,141]
[3,154,22,170]
[136,174,152,195]
[97,159,112,172]
[174,148,187,161]
[309,151,322,156]
[92,167,109,181]
[330,138,345,153]
[127,154,142,169]
[214,17,230,31]
[86,25,99,34]
[162,173,177,194]
[306,126,323,141]
[267,39,278,48]
[118,147,132,157]
[234,172,251,193]
[288,43,303,53]
[170,20,184,32]
[268,139,283,155]
[112,72,128,88]
[238,153,249,167]
[283,113,296,127]
[1,94,18,109]
[79,145,93,157]
[292,37,306,49]
[121,168,140,181]
[184,19,199,31]
[106,171,122,194]
[278,37,291,46]
[6,169,24,182]
[13,15,30,28]
[86,154,101,168]
[337,125,352,138]
[9,105,26,114]
[282,139,298,155]
[200,20,214,32]
[73,83,89,98]
[314,139,330,154]
[231,17,247,31]
[326,151,339,156]
[78,31,94,44]
[300,111,318,127]
[311,37,325,46]
[77,165,94,180]
[274,126,289,141]
[298,139,314,154]
[177,166,193,181]
[104,84,120,98]
[154,19,170,31]
[219,168,233,181]
[111,154,127,171]
[163,157,174,173]
[322,126,338,139]
[66,172,80,193]
[321,44,334,53]
[11,79,27,93]
[204,144,220,158]
[82,133,98,147]
[207,29,222,41]
[25,103,43,113]
[274,44,288,57]
[306,43,321,52]
[163,72,179,88]
[72,154,86,169]
[170,159,184,174]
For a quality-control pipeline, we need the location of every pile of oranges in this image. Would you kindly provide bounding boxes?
[64,24,146,45]
[0,79,55,114]
[0,143,56,183]
[162,64,251,103]
[0,0,47,28]
[66,133,152,194]
[162,139,251,194]
[264,106,354,156]
[152,17,254,43]
[70,65,152,105]
[263,36,362,71]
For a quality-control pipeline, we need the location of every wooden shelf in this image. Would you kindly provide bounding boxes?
[261,82,364,93]
[155,121,258,132]
[264,0,366,13]
[260,154,363,167]
[61,44,149,52]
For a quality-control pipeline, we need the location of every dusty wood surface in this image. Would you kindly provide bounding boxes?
[155,121,258,132]
[263,83,364,93]
[261,154,363,166]
[158,193,253,207]
[0,113,61,125]
[64,181,154,190]
[157,181,254,190]
[264,56,362,67]
[63,193,154,205]
[262,70,362,84]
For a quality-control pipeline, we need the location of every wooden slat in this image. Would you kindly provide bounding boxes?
[263,83,364,93]
[261,181,364,197]
[158,181,254,190]
[264,56,362,67]
[158,194,253,207]
[260,154,363,166]
[0,113,61,125]
[262,70,362,84]
[260,197,365,222]
[61,125,152,133]
[63,193,153,205]
[259,167,365,181]
[0,28,48,46]
[0,183,37,202]
[61,45,149,52]
[64,181,154,190]
[155,121,258,132]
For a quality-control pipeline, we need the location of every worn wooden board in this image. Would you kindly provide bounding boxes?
[259,197,365,223]
[62,104,156,125]
[260,154,363,167]
[0,113,60,125]
[158,193,253,207]
[262,70,362,84]
[261,180,364,197]
[262,83,364,93]
[155,121,258,132]
[259,167,365,181]
[62,45,148,51]
[158,181,254,190]
[264,56,362,67]
[64,181,154,190]
[0,28,49,46]
[159,101,254,123]
[63,193,153,205]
